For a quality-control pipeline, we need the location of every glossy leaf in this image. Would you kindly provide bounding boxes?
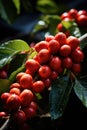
[32,15,60,36]
[62,20,81,38]
[0,39,30,68]
[49,76,73,120]
[74,79,87,107]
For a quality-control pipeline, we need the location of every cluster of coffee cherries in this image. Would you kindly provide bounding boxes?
[57,9,87,35]
[0,32,84,129]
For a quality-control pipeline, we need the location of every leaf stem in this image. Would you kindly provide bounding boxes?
[79,33,87,42]
[0,117,11,130]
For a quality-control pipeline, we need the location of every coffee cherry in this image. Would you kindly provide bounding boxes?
[0,112,7,118]
[10,88,21,95]
[25,59,40,73]
[16,72,25,83]
[55,32,67,46]
[10,83,21,89]
[77,15,87,26]
[59,44,71,57]
[32,80,45,93]
[77,10,87,16]
[23,107,36,119]
[34,41,49,52]
[51,71,59,80]
[38,65,51,78]
[6,94,21,111]
[62,57,73,69]
[29,101,38,110]
[20,73,33,89]
[38,49,51,64]
[57,23,63,32]
[48,39,60,54]
[61,12,70,20]
[45,35,55,42]
[66,36,80,51]
[20,89,33,107]
[69,9,78,19]
[1,92,10,103]
[49,56,62,71]
[41,78,51,88]
[0,70,7,79]
[14,110,26,125]
[71,63,81,74]
[71,49,84,63]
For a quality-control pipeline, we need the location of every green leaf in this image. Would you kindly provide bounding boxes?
[62,20,81,38]
[74,79,87,107]
[36,0,59,14]
[0,0,18,24]
[0,79,10,94]
[9,64,25,84]
[0,39,30,68]
[32,15,60,36]
[12,0,20,14]
[49,76,73,120]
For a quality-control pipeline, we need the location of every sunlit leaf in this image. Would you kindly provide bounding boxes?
[12,0,20,14]
[0,39,30,68]
[62,20,81,38]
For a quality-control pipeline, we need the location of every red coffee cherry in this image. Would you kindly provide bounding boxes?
[61,12,70,20]
[59,44,71,57]
[69,8,78,19]
[10,88,21,95]
[25,59,40,73]
[14,110,26,125]
[23,107,36,119]
[77,15,87,26]
[66,36,80,51]
[16,72,25,83]
[0,70,7,79]
[1,92,10,103]
[10,83,21,89]
[71,49,84,63]
[32,80,45,93]
[38,49,51,64]
[34,41,49,52]
[20,73,33,89]
[51,71,59,80]
[55,32,67,46]
[57,23,64,32]
[41,78,51,88]
[48,39,60,54]
[6,94,21,111]
[71,63,81,74]
[38,65,51,78]
[77,10,87,16]
[49,56,62,71]
[45,35,55,42]
[20,89,33,107]
[0,112,7,118]
[62,57,73,69]
[29,101,38,110]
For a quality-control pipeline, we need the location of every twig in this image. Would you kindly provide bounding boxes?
[0,117,11,130]
[79,33,87,42]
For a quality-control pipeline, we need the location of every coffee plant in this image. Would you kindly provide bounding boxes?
[0,3,87,129]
